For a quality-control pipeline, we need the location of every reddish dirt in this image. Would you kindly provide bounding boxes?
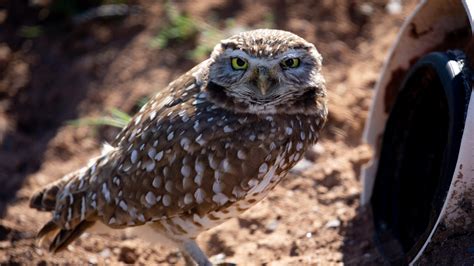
[1,0,471,265]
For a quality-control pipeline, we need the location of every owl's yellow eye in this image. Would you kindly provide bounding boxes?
[231,57,248,70]
[281,58,300,69]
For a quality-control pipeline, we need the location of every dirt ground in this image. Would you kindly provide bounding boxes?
[1,0,471,265]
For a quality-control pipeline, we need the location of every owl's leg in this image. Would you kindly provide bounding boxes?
[179,239,212,266]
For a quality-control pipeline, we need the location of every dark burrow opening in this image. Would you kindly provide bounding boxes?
[370,51,471,263]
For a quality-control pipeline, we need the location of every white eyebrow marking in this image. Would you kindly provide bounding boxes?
[224,48,307,67]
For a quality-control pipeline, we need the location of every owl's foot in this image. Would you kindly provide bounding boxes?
[179,239,212,266]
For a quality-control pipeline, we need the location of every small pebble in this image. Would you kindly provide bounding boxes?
[386,0,402,15]
[359,3,374,15]
[265,219,279,233]
[119,246,138,264]
[210,253,226,264]
[290,159,313,173]
[325,219,341,228]
[100,248,111,258]
[306,232,312,238]
[88,256,98,264]
[0,241,11,249]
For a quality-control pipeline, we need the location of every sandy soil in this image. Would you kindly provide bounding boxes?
[1,0,471,265]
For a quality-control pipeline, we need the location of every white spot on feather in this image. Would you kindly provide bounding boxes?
[212,193,229,205]
[102,183,111,203]
[237,150,246,160]
[152,176,162,188]
[119,201,128,211]
[154,151,164,161]
[184,193,193,204]
[145,192,156,206]
[131,150,138,164]
[162,194,171,206]
[181,165,191,177]
[147,148,156,159]
[194,188,206,204]
[145,161,156,172]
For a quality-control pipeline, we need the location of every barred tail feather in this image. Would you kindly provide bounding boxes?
[31,148,118,252]
[37,219,96,253]
[30,182,61,211]
[49,220,96,253]
[29,170,79,211]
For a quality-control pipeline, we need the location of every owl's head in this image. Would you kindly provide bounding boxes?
[206,29,326,115]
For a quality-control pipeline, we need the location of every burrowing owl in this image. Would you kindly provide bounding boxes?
[30,29,327,265]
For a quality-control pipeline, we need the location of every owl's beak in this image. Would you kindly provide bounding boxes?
[256,66,271,96]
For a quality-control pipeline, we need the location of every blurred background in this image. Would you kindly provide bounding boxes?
[0,0,419,264]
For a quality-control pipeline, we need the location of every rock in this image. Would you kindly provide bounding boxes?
[289,241,300,257]
[100,248,111,258]
[265,219,279,233]
[119,246,138,264]
[209,253,226,264]
[325,219,341,229]
[88,256,98,265]
[386,0,402,15]
[0,240,11,249]
[290,159,314,174]
[305,143,325,161]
